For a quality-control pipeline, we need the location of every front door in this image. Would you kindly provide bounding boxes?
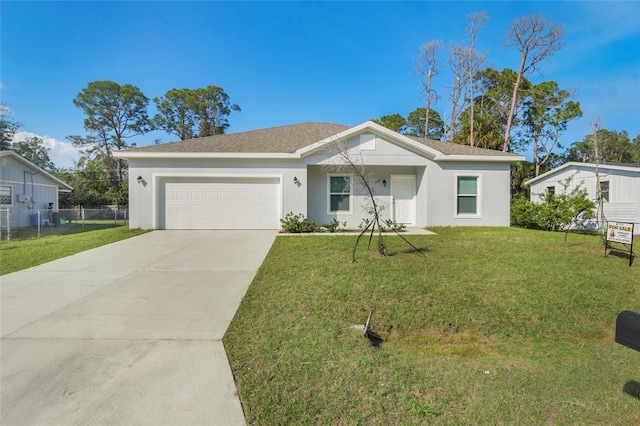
[391,175,416,225]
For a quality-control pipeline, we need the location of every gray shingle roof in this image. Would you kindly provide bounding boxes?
[404,135,521,157]
[123,121,521,158]
[127,122,351,154]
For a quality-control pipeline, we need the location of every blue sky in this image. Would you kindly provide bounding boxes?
[2,1,639,168]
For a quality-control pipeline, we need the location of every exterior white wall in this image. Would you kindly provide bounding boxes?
[124,130,516,230]
[306,165,422,228]
[425,161,512,227]
[529,165,640,233]
[127,158,305,229]
[305,133,512,228]
[0,156,61,227]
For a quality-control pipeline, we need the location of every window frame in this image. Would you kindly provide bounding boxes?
[327,174,353,214]
[0,185,13,207]
[600,181,609,203]
[454,174,482,218]
[546,185,555,195]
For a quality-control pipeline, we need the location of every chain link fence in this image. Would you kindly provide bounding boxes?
[0,207,128,241]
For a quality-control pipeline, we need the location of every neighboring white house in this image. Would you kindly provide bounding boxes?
[526,162,640,234]
[114,121,524,230]
[0,151,73,228]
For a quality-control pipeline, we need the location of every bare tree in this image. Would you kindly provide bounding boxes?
[322,137,426,262]
[465,11,489,147]
[448,44,470,142]
[415,40,443,139]
[503,13,565,152]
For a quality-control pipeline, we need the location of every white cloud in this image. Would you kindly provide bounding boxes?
[12,131,81,169]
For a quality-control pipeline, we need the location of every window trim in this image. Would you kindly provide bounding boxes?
[359,133,376,151]
[454,174,482,218]
[546,185,555,195]
[0,185,13,207]
[327,174,353,214]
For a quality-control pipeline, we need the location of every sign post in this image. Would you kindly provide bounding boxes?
[605,222,635,266]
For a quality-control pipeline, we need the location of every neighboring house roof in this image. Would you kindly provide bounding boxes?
[0,151,73,192]
[525,162,640,186]
[115,121,524,163]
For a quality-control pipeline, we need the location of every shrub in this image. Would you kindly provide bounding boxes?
[511,179,595,231]
[358,218,372,229]
[280,212,320,233]
[323,218,346,233]
[511,196,544,230]
[383,219,406,232]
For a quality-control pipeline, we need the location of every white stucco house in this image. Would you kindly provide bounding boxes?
[526,162,640,234]
[114,121,524,230]
[0,151,73,228]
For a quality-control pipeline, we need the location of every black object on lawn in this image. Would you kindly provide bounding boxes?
[363,310,384,347]
[616,310,640,353]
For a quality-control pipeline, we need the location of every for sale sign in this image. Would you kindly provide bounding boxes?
[606,222,634,245]
[605,221,635,266]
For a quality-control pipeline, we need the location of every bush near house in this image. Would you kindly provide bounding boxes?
[279,212,320,233]
[511,185,595,231]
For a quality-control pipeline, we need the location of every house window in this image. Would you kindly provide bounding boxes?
[546,186,555,195]
[0,185,12,206]
[457,176,478,215]
[328,175,352,212]
[600,181,609,202]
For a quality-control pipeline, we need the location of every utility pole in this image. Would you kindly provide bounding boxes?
[592,119,605,243]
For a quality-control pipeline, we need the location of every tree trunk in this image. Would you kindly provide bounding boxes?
[425,69,432,138]
[504,52,527,151]
[533,130,540,176]
[449,101,457,143]
[469,81,475,146]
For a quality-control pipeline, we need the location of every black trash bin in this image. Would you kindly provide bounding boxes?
[52,212,59,227]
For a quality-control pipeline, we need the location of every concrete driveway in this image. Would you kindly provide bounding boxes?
[1,230,277,425]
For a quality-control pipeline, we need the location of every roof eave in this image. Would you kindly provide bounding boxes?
[435,154,525,163]
[525,162,640,186]
[114,152,301,160]
[0,151,74,191]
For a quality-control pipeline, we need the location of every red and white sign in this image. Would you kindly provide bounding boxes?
[606,222,634,245]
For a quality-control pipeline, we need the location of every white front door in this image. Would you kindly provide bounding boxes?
[391,175,416,225]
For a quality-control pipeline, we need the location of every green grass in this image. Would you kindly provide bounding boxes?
[1,220,129,240]
[0,225,148,275]
[224,227,640,425]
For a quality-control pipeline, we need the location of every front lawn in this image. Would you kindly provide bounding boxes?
[224,227,640,424]
[0,225,148,275]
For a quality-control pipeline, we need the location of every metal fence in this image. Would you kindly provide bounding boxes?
[0,207,128,241]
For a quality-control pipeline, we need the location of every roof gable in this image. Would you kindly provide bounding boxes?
[0,151,73,191]
[526,162,640,186]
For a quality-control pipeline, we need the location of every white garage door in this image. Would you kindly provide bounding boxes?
[163,178,280,229]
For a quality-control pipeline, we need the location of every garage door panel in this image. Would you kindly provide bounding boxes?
[163,178,280,229]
